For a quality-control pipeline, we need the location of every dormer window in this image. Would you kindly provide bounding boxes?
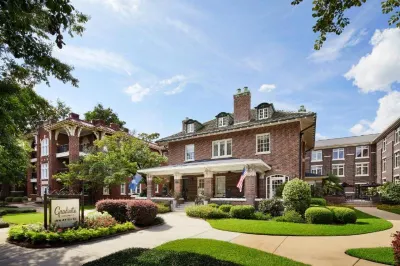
[258,108,269,120]
[218,116,228,127]
[187,123,194,133]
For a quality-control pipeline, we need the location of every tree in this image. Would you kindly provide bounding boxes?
[0,0,89,86]
[322,174,343,196]
[51,99,71,121]
[84,104,126,128]
[291,0,400,50]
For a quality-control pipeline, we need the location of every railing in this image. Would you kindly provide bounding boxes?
[57,144,69,153]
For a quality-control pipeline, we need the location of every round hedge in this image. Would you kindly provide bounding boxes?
[230,205,255,219]
[218,204,233,213]
[305,207,333,224]
[310,198,327,206]
[329,207,357,224]
[282,178,311,215]
[208,203,219,208]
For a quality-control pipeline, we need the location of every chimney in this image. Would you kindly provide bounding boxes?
[92,119,105,127]
[298,105,307,113]
[109,123,120,131]
[182,117,190,132]
[233,87,251,124]
[69,112,80,120]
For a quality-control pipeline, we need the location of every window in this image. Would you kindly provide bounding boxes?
[256,133,270,154]
[383,158,387,172]
[155,184,159,193]
[311,165,323,175]
[356,163,369,176]
[41,163,49,180]
[120,183,126,195]
[218,116,228,127]
[356,146,369,158]
[311,150,322,162]
[258,108,269,120]
[332,164,344,177]
[185,144,195,161]
[383,138,387,152]
[41,138,49,156]
[395,152,400,169]
[332,148,344,160]
[197,178,204,196]
[103,186,109,195]
[186,123,194,133]
[212,139,232,158]
[215,176,226,197]
[130,184,141,195]
[396,127,400,144]
[382,177,387,184]
[395,176,400,185]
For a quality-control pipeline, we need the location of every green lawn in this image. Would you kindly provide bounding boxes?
[207,210,392,236]
[346,247,395,265]
[84,205,96,210]
[2,212,44,224]
[377,205,400,215]
[84,239,307,266]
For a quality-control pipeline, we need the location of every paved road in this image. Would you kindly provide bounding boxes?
[0,207,397,265]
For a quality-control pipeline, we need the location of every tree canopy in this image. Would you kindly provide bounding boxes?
[292,0,400,50]
[84,104,126,128]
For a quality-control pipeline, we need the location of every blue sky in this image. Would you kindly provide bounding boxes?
[36,0,400,140]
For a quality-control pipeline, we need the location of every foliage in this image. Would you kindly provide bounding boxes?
[252,211,272,221]
[393,231,400,265]
[11,197,23,203]
[96,199,130,223]
[156,203,170,214]
[258,198,284,217]
[208,209,392,236]
[379,183,400,204]
[84,239,307,266]
[8,222,134,245]
[328,207,357,224]
[346,247,395,266]
[0,0,88,86]
[282,178,311,215]
[305,207,333,224]
[126,200,158,226]
[0,219,9,228]
[275,182,286,197]
[310,185,323,198]
[185,206,230,219]
[229,205,255,219]
[84,211,118,229]
[218,204,233,213]
[84,104,126,128]
[275,210,304,223]
[322,174,343,196]
[378,204,400,215]
[310,198,327,206]
[291,0,400,50]
[207,203,218,208]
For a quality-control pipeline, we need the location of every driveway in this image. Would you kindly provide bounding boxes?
[0,207,397,266]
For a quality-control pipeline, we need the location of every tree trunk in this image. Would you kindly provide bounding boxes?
[0,182,10,199]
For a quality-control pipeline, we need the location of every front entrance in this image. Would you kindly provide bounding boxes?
[267,175,288,199]
[197,177,204,196]
[182,179,189,200]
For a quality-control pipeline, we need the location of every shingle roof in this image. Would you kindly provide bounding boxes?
[157,109,316,143]
[315,134,379,149]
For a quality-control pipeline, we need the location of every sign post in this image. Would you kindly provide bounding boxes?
[44,193,84,229]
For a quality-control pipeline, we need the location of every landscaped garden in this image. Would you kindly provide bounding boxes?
[346,247,394,265]
[185,178,393,236]
[377,204,400,215]
[83,238,307,266]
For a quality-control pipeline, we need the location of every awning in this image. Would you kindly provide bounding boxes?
[139,158,271,176]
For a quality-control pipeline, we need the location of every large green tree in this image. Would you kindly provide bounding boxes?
[292,0,400,49]
[84,104,126,128]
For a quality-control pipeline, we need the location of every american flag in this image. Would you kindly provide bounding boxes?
[236,167,247,192]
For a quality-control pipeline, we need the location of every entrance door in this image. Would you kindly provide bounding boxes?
[182,179,189,200]
[197,177,204,196]
[215,176,226,197]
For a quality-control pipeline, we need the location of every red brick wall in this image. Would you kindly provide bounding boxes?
[377,126,400,183]
[233,92,251,123]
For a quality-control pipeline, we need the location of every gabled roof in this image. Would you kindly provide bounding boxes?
[373,117,400,142]
[157,109,316,143]
[315,134,379,149]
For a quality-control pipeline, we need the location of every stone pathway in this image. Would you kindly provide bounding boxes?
[0,207,397,265]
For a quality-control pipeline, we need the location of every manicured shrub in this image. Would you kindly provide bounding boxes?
[185,206,229,219]
[22,196,28,202]
[12,197,23,203]
[0,219,9,228]
[275,210,304,223]
[218,204,233,213]
[96,199,130,222]
[305,207,333,224]
[275,182,286,197]
[258,198,284,216]
[84,211,118,228]
[311,198,326,206]
[5,197,13,203]
[282,178,311,215]
[10,191,24,197]
[126,200,158,226]
[229,205,255,219]
[379,183,400,204]
[156,203,171,214]
[208,203,218,208]
[392,231,400,265]
[328,207,357,224]
[252,211,271,220]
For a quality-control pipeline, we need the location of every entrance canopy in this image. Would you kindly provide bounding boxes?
[139,158,271,176]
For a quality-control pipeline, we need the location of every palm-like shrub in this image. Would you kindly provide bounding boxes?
[282,178,311,215]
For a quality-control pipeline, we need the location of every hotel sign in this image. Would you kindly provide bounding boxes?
[50,199,80,228]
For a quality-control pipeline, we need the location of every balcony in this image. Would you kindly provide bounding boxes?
[30,173,37,183]
[30,151,37,162]
[56,144,69,158]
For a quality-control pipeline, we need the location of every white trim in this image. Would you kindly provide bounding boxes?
[355,182,367,185]
[218,116,228,127]
[346,154,355,156]
[103,186,110,195]
[30,158,37,163]
[56,151,69,158]
[312,150,323,162]
[255,133,271,154]
[324,156,331,157]
[355,162,369,176]
[355,146,369,159]
[332,164,345,177]
[186,123,194,133]
[197,177,204,196]
[268,175,287,199]
[332,148,345,160]
[215,176,226,197]
[185,144,195,162]
[212,138,232,159]
[120,183,126,195]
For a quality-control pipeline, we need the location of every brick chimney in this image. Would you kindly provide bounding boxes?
[69,112,80,120]
[182,117,190,132]
[91,119,105,127]
[109,123,120,131]
[233,87,251,124]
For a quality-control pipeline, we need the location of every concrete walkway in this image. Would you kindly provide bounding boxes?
[0,207,397,266]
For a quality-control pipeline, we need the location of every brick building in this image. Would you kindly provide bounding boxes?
[26,113,163,201]
[139,87,316,205]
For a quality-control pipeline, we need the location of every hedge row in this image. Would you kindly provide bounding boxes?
[305,206,357,224]
[310,198,327,206]
[185,205,270,220]
[5,197,28,203]
[0,208,36,216]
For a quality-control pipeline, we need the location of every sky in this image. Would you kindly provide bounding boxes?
[36,0,400,140]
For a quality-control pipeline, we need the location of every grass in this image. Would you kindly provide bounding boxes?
[84,239,307,266]
[84,205,96,210]
[346,247,395,265]
[207,209,393,236]
[377,205,400,215]
[2,212,44,225]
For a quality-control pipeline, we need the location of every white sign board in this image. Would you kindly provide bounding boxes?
[50,199,80,228]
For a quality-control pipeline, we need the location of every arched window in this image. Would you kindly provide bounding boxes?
[266,174,289,199]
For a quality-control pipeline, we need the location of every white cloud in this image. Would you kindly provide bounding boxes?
[350,90,400,135]
[316,133,328,140]
[159,75,188,95]
[259,84,276,92]
[345,28,400,93]
[243,58,263,72]
[54,45,134,75]
[159,75,187,86]
[164,83,186,95]
[309,28,367,63]
[124,83,150,102]
[84,0,141,17]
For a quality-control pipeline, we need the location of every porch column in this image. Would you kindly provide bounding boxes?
[173,173,182,198]
[244,166,257,206]
[204,169,213,199]
[146,175,153,200]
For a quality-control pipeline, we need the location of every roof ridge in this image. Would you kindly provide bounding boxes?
[316,133,380,142]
